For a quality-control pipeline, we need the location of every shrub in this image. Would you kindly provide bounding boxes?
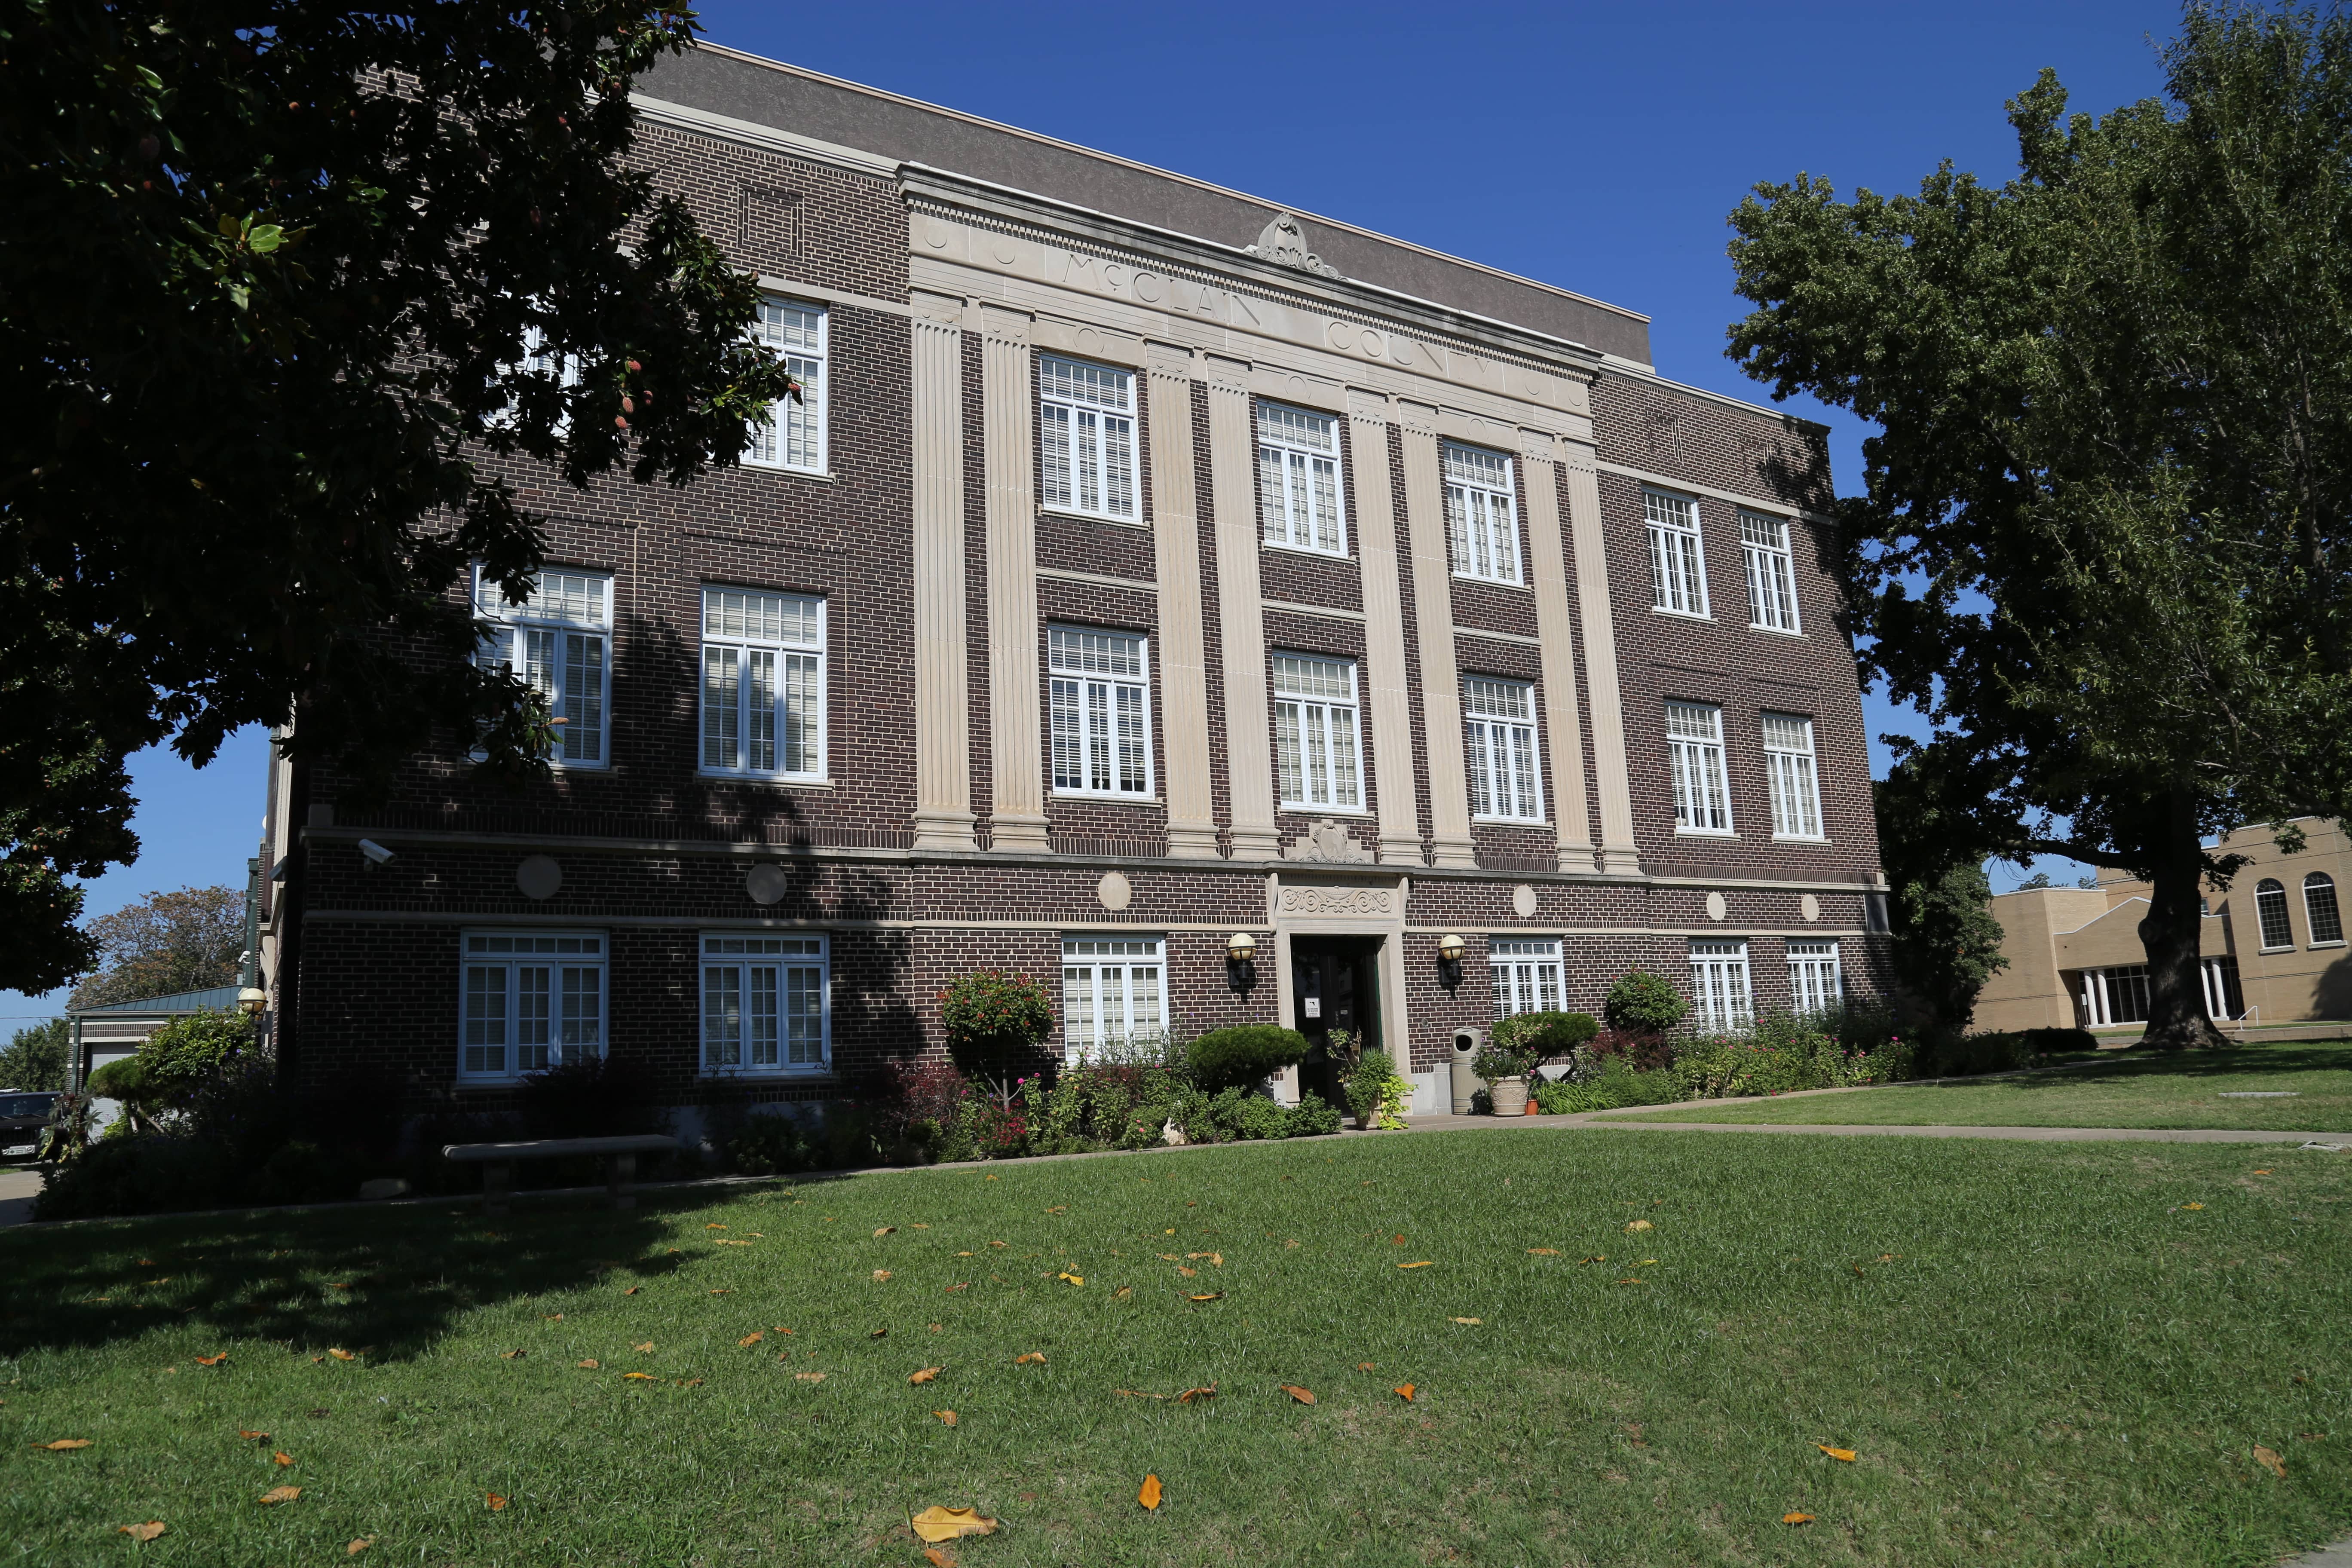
[518,1055,668,1139]
[1492,1010,1600,1070]
[2020,1026,2097,1058]
[939,971,1056,1104]
[1283,1092,1344,1136]
[1605,970,1688,1035]
[1188,1026,1308,1092]
[1588,1026,1677,1072]
[1342,1048,1411,1129]
[726,1114,814,1176]
[1529,1077,1583,1114]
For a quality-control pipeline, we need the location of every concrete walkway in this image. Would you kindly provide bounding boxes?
[0,1167,43,1228]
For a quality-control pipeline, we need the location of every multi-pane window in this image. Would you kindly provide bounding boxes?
[1740,511,1801,633]
[1665,701,1731,833]
[1787,939,1843,1016]
[1761,713,1824,839]
[2306,873,2344,944]
[1272,654,1363,811]
[746,298,826,472]
[503,322,580,432]
[700,587,825,781]
[1690,940,1753,1033]
[1464,677,1543,822]
[700,935,827,1073]
[1646,490,1709,617]
[1444,443,1521,584]
[1491,938,1563,1019]
[1061,937,1165,1059]
[1040,356,1137,521]
[1258,402,1346,554]
[475,567,610,767]
[1049,628,1152,798]
[459,932,604,1080]
[2256,878,2294,949]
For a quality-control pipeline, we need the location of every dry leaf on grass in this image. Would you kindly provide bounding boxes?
[194,1353,227,1366]
[622,1372,656,1382]
[499,1349,526,1360]
[2184,1202,2206,1210]
[1625,1219,1654,1233]
[1014,1352,1046,1365]
[873,1270,894,1283]
[273,1451,294,1467]
[634,1342,655,1353]
[1398,1261,1433,1270]
[1057,1272,1084,1286]
[576,1360,600,1369]
[934,1409,958,1426]
[622,1287,640,1296]
[796,1372,826,1383]
[327,1348,356,1361]
[33,1439,92,1451]
[1357,1361,1376,1371]
[988,1240,1007,1249]
[1187,1292,1224,1302]
[738,1333,764,1348]
[875,1226,897,1237]
[2254,1445,2288,1478]
[485,1492,507,1511]
[1580,1255,1606,1265]
[347,1539,373,1555]
[1176,1266,1197,1278]
[257,1486,301,1505]
[1394,1384,1416,1401]
[705,1223,727,1230]
[1187,1252,1222,1266]
[910,1367,941,1384]
[1783,1512,1815,1525]
[2253,1169,2272,1175]
[1817,1445,1857,1462]
[237,1430,270,1440]
[924,1550,954,1568]
[542,1313,563,1321]
[1139,1473,1164,1510]
[1451,1317,1482,1326]
[1113,1286,1133,1300]
[1179,1384,1216,1404]
[1527,1247,1560,1256]
[708,1289,734,1296]
[1280,1384,1316,1405]
[116,1522,166,1542]
[1045,1206,1067,1214]
[910,1506,997,1543]
[713,1239,753,1247]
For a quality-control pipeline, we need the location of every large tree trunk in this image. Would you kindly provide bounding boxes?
[2136,787,2229,1052]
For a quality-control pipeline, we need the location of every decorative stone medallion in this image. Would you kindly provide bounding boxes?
[1096,870,1133,912]
[1705,891,1728,922]
[746,863,790,907]
[515,855,562,902]
[1800,893,1821,924]
[1511,883,1538,919]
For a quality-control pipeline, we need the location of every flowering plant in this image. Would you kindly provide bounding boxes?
[938,970,1055,1109]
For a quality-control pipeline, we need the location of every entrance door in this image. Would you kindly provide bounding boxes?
[1292,937,1381,1107]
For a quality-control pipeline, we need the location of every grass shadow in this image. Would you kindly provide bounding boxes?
[1983,1040,2352,1093]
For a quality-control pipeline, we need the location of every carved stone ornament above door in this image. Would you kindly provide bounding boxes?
[1247,212,1341,279]
[1283,819,1372,863]
[1277,885,1395,916]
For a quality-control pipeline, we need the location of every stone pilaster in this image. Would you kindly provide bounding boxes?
[1146,347,1220,859]
[1562,441,1641,873]
[1347,392,1425,866]
[909,293,977,850]
[1517,433,1597,872]
[1396,407,1476,870]
[980,305,1049,851]
[1204,358,1281,861]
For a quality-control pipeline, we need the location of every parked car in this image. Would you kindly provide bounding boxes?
[1,1092,61,1161]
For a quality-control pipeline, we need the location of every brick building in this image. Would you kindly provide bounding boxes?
[255,43,1891,1130]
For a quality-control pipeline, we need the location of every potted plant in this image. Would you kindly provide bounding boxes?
[1480,1011,1601,1115]
[1340,1044,1411,1130]
[1470,1039,1535,1115]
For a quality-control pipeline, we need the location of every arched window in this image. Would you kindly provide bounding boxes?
[2306,873,2343,946]
[2255,878,2294,949]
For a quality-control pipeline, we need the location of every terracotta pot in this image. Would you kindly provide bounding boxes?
[1490,1076,1529,1116]
[1523,1090,1541,1116]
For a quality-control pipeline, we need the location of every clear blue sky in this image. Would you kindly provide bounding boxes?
[2,0,2185,1029]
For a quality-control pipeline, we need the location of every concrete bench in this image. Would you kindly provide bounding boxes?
[442,1134,680,1215]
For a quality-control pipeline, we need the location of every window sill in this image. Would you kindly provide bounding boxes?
[1280,804,1373,818]
[701,1067,836,1081]
[1452,572,1532,592]
[1748,623,1805,639]
[1263,540,1357,566]
[743,464,836,484]
[1474,816,1550,828]
[2309,940,2347,950]
[1052,791,1163,808]
[2259,946,2296,955]
[1675,827,1738,838]
[1040,505,1148,530]
[1652,606,1714,622]
[702,774,836,790]
[1770,834,1832,845]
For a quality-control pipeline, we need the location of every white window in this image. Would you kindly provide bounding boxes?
[1787,939,1843,1015]
[1258,401,1346,555]
[1464,677,1544,823]
[2306,873,2343,945]
[1761,713,1824,839]
[1049,628,1153,798]
[1690,940,1752,1033]
[1272,654,1363,811]
[700,587,825,781]
[1740,511,1801,633]
[1444,444,1521,584]
[1665,701,1732,834]
[746,298,826,473]
[1040,356,1137,521]
[499,322,581,433]
[475,567,611,767]
[1061,937,1165,1058]
[459,932,605,1080]
[1646,490,1709,617]
[701,934,828,1073]
[2255,878,2294,949]
[1491,938,1562,1018]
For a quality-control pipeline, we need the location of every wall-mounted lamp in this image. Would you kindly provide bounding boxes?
[1436,932,1467,990]
[237,987,268,1016]
[1225,931,1258,992]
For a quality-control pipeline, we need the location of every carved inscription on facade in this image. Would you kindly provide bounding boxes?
[1277,886,1394,916]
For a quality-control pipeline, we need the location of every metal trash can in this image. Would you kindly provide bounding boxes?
[1450,1029,1484,1115]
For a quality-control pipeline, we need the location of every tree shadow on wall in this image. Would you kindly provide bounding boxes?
[2314,951,2352,1022]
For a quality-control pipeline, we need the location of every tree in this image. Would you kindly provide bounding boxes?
[0,1018,70,1091]
[1725,5,2352,1050]
[2,2,797,992]
[1873,766,2010,1030]
[67,886,244,1009]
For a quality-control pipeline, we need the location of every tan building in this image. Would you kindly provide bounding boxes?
[1974,818,2352,1035]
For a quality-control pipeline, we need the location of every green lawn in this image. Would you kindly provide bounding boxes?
[1606,1041,2352,1130]
[3,1130,2349,1566]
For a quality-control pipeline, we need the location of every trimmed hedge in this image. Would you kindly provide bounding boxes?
[1188,1025,1309,1092]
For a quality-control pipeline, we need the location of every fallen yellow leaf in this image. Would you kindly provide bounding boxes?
[1784,1512,1815,1525]
[257,1486,301,1505]
[989,1240,1007,1248]
[876,1226,897,1236]
[1188,1291,1224,1302]
[117,1522,166,1542]
[925,1549,954,1568]
[633,1342,655,1353]
[499,1349,526,1360]
[1625,1219,1654,1233]
[576,1360,600,1369]
[237,1430,270,1440]
[1113,1286,1133,1299]
[623,1286,639,1295]
[1014,1352,1046,1365]
[33,1439,92,1451]
[1527,1247,1560,1256]
[934,1409,958,1426]
[622,1372,656,1381]
[1451,1317,1482,1325]
[347,1539,373,1556]
[1046,1206,1067,1214]
[2254,1444,2288,1478]
[542,1313,563,1320]
[910,1505,998,1543]
[486,1491,507,1511]
[910,1366,941,1384]
[1176,1266,1196,1277]
[713,1239,753,1246]
[1139,1473,1163,1510]
[706,1223,728,1230]
[327,1348,355,1361]
[1058,1272,1084,1286]
[1280,1384,1316,1405]
[1395,1383,1417,1401]
[2184,1202,2207,1210]
[2253,1169,2272,1175]
[738,1333,764,1348]
[1398,1261,1433,1270]
[873,1269,894,1282]
[194,1353,228,1367]
[796,1372,826,1383]
[273,1451,294,1467]
[1818,1445,1857,1462]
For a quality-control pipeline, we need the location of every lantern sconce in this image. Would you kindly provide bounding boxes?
[236,986,268,1016]
[1436,933,1467,989]
[1225,930,1259,992]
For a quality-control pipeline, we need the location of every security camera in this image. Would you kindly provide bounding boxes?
[358,839,395,866]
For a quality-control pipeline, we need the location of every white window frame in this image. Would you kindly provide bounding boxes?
[1444,443,1522,585]
[1060,936,1166,1060]
[699,934,830,1075]
[1257,401,1348,556]
[1039,355,1138,522]
[1690,940,1753,1033]
[1787,939,1843,1016]
[1665,701,1733,835]
[458,931,606,1083]
[2305,873,2344,946]
[1761,712,1825,841]
[1490,938,1563,1019]
[744,297,827,474]
[1740,511,1801,634]
[474,566,612,769]
[1464,676,1544,824]
[497,320,581,434]
[1272,653,1366,812]
[1646,489,1710,619]
[699,586,827,783]
[1048,627,1154,799]
[2255,878,2294,950]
